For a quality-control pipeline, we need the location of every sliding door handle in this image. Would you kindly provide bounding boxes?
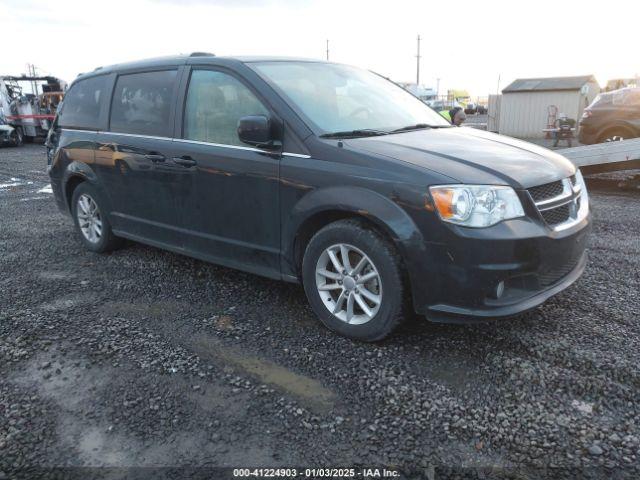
[172,156,197,167]
[144,153,165,163]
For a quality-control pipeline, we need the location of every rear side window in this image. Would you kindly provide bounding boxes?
[183,70,268,146]
[59,75,108,130]
[628,90,640,106]
[613,89,640,106]
[110,70,177,137]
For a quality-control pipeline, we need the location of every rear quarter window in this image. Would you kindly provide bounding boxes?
[58,75,109,130]
[109,70,177,137]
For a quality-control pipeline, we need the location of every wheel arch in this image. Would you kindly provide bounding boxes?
[596,122,637,143]
[283,186,427,282]
[292,209,396,277]
[62,161,99,212]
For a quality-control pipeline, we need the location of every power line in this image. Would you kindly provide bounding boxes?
[415,35,421,85]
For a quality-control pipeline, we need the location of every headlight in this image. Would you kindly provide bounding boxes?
[429,184,525,227]
[575,168,589,210]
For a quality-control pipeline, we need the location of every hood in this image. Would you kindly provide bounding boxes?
[345,127,576,189]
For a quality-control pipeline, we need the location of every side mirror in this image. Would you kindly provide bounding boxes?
[237,115,280,150]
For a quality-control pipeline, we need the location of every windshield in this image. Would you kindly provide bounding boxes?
[251,61,450,135]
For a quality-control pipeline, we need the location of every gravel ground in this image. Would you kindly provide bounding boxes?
[1,144,639,479]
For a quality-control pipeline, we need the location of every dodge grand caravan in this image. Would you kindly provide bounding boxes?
[46,54,591,341]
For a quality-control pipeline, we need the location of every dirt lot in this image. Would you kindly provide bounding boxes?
[1,144,639,479]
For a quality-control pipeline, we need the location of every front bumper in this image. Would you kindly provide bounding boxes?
[426,250,587,323]
[418,212,591,323]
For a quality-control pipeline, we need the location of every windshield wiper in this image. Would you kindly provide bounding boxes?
[319,129,389,139]
[391,123,451,133]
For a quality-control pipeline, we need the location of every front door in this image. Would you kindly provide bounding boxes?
[171,68,281,277]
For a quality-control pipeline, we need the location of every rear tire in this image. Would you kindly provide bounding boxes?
[302,219,407,342]
[71,183,122,253]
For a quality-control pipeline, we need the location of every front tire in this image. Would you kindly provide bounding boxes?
[302,219,407,342]
[71,183,122,253]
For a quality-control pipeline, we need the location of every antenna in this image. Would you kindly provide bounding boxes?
[326,39,329,61]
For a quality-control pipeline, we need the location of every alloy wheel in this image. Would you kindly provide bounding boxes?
[76,194,103,244]
[315,243,382,325]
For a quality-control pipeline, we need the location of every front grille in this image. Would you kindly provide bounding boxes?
[538,255,581,287]
[527,176,584,229]
[528,181,563,202]
[541,204,571,226]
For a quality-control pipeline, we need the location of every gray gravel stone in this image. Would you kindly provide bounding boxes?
[1,144,639,479]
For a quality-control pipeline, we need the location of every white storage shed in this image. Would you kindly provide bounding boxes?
[498,75,600,138]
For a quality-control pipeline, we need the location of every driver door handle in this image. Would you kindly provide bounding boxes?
[172,156,197,167]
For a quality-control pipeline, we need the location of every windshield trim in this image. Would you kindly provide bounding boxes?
[248,61,448,137]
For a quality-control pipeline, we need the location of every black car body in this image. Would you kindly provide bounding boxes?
[464,103,477,115]
[579,87,640,144]
[47,54,591,340]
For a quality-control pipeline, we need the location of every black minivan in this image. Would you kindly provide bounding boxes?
[47,54,591,341]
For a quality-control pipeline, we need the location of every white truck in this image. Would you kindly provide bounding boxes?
[0,75,66,144]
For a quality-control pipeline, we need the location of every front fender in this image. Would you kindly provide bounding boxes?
[289,186,424,242]
[282,186,432,311]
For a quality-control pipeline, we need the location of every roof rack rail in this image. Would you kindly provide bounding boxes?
[93,66,103,71]
[189,52,215,57]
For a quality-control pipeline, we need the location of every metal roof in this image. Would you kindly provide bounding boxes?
[502,75,597,93]
[76,54,330,81]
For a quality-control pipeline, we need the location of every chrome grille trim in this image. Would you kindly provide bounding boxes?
[537,195,575,211]
[533,178,580,207]
[528,176,588,232]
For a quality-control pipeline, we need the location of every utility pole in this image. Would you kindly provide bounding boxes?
[27,64,38,95]
[436,78,441,98]
[497,74,501,94]
[326,39,329,61]
[415,35,421,86]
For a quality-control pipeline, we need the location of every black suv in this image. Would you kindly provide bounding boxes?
[579,87,640,144]
[47,54,591,341]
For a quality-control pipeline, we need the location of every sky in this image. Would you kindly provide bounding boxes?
[2,0,638,97]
